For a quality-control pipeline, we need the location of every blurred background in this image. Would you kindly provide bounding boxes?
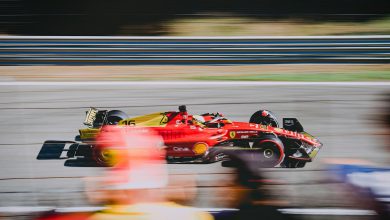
[0,0,389,220]
[1,0,390,36]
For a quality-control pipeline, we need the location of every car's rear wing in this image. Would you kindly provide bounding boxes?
[84,107,98,127]
[83,107,108,128]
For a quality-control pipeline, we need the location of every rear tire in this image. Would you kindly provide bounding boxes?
[106,110,128,125]
[93,147,112,166]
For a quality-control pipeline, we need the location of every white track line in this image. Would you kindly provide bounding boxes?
[0,206,54,213]
[0,206,377,216]
[0,81,389,87]
[55,207,106,213]
[278,208,377,216]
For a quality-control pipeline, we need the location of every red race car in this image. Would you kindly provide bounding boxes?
[78,105,322,168]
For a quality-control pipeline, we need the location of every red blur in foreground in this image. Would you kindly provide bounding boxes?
[95,126,168,190]
[39,125,213,220]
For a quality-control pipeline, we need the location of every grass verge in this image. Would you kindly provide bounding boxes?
[191,71,390,82]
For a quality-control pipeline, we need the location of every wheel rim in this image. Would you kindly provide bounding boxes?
[93,148,112,166]
[263,148,274,158]
[101,149,111,160]
[255,140,284,167]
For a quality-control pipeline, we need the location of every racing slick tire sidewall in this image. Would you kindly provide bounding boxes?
[249,110,279,127]
[254,139,284,168]
[93,147,111,167]
[106,110,128,125]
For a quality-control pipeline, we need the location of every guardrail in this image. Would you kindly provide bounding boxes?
[0,36,389,65]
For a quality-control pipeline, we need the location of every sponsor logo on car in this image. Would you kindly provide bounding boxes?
[237,130,257,134]
[284,119,294,126]
[173,147,191,151]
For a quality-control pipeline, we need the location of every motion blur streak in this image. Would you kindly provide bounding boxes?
[0,36,389,65]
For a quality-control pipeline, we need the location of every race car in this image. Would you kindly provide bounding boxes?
[77,105,322,168]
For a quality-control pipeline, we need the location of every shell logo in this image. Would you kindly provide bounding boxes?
[193,142,208,155]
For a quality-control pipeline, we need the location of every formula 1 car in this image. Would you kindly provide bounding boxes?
[77,105,322,168]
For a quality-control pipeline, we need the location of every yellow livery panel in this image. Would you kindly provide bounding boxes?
[79,128,100,140]
[118,112,168,127]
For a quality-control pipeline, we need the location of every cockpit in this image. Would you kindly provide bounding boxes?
[192,112,232,128]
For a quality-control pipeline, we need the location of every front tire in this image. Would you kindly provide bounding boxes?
[253,138,284,167]
[250,110,279,127]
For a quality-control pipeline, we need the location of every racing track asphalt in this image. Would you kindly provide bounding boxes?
[0,82,389,218]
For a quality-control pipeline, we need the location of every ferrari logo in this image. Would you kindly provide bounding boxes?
[229,131,236,138]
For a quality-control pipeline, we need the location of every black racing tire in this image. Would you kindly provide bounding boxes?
[92,147,113,167]
[106,110,128,125]
[249,110,279,127]
[281,158,306,168]
[253,138,284,168]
